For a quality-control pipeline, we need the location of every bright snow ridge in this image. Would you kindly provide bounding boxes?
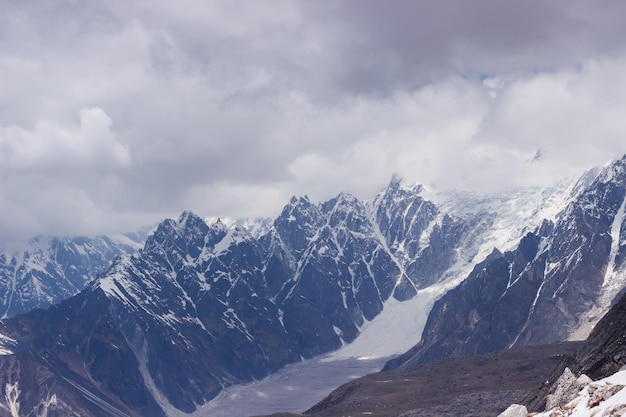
[424,178,578,262]
[204,216,272,240]
[0,333,17,356]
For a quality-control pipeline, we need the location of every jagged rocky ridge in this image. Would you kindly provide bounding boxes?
[0,181,490,416]
[259,157,626,417]
[0,234,145,319]
[386,155,626,371]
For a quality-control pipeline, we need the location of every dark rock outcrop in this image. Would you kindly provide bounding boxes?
[572,291,626,379]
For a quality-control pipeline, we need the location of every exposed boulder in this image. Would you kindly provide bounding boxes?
[497,404,528,417]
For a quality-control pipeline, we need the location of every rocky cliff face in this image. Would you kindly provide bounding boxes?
[570,291,626,380]
[386,156,626,371]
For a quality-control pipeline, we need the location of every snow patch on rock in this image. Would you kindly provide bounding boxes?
[508,368,626,417]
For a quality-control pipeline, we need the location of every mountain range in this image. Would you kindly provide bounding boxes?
[0,233,146,319]
[1,156,626,416]
[386,156,626,370]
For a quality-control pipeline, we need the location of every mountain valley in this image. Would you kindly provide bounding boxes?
[1,157,626,416]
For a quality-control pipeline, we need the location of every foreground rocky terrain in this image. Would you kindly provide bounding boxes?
[256,343,581,417]
[260,289,626,417]
[523,290,626,414]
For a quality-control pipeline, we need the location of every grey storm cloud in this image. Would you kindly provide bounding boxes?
[2,0,626,241]
[302,0,626,93]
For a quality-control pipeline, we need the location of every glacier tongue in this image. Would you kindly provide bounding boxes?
[323,283,450,361]
[601,195,626,301]
[194,356,389,417]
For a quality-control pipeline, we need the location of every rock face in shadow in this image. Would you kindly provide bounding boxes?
[0,291,166,417]
[386,155,626,371]
[571,291,626,379]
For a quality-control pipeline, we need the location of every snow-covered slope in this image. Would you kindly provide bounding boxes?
[205,216,273,240]
[325,283,452,361]
[428,177,579,264]
[0,234,145,318]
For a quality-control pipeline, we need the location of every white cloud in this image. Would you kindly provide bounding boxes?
[0,108,131,173]
[473,57,626,188]
[284,80,487,199]
[2,1,626,241]
[0,176,158,241]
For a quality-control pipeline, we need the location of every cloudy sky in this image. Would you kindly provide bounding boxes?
[2,0,626,241]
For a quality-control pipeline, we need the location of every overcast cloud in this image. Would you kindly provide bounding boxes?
[2,0,626,241]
